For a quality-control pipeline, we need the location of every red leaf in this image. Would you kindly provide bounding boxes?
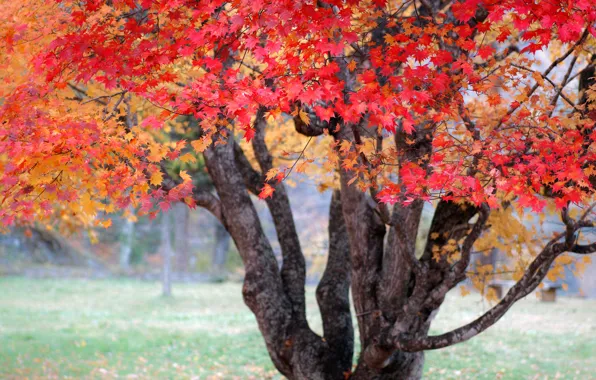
[258,184,275,199]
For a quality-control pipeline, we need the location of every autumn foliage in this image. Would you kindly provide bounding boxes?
[1,0,596,378]
[1,0,595,224]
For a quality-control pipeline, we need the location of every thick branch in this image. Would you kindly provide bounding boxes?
[380,125,433,314]
[252,108,308,324]
[336,121,386,346]
[420,200,479,264]
[293,103,338,137]
[203,136,293,376]
[192,189,223,223]
[570,242,596,254]
[396,237,565,352]
[233,141,261,195]
[395,208,592,352]
[316,190,354,369]
[380,200,424,315]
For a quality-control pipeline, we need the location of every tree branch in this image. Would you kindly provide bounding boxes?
[395,236,565,352]
[192,189,223,223]
[316,190,354,369]
[202,134,293,376]
[233,140,262,195]
[395,206,593,352]
[252,107,308,324]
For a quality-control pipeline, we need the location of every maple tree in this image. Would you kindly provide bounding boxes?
[2,0,596,378]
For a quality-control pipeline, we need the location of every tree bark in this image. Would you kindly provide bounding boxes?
[351,352,424,380]
[161,211,173,297]
[189,100,596,379]
[315,190,354,377]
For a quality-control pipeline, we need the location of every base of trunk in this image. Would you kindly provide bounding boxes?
[351,351,424,380]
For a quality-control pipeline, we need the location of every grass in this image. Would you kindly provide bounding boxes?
[0,277,594,379]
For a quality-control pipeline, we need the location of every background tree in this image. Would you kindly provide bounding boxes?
[1,0,596,379]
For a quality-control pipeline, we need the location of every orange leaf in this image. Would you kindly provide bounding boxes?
[258,183,275,199]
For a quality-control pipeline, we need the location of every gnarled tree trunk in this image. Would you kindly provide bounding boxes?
[186,12,596,376]
[186,101,596,379]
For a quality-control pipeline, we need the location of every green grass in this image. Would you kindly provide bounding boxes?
[0,277,594,379]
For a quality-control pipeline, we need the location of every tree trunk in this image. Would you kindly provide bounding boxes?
[161,211,173,297]
[172,202,191,272]
[351,352,425,380]
[194,104,569,379]
[119,208,135,271]
[211,221,230,276]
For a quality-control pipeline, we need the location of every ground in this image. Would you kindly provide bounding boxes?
[0,277,594,379]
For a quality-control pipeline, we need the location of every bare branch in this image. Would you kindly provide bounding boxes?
[498,29,589,126]
[395,204,593,352]
[453,203,490,276]
[192,189,223,222]
[570,242,596,254]
[395,236,565,352]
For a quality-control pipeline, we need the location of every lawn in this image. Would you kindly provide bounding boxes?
[0,277,594,379]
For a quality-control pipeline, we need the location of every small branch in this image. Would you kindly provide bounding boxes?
[498,29,589,127]
[549,55,577,117]
[81,91,126,105]
[510,64,580,113]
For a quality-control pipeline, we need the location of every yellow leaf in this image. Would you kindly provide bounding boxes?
[179,170,191,182]
[81,193,96,216]
[179,153,197,163]
[299,109,311,126]
[532,71,544,86]
[265,168,279,182]
[486,288,498,302]
[150,171,163,186]
[191,136,212,153]
[460,285,471,297]
[147,144,166,162]
[296,161,309,173]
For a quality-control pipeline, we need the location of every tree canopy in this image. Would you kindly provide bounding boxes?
[1,0,596,378]
[2,1,595,222]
